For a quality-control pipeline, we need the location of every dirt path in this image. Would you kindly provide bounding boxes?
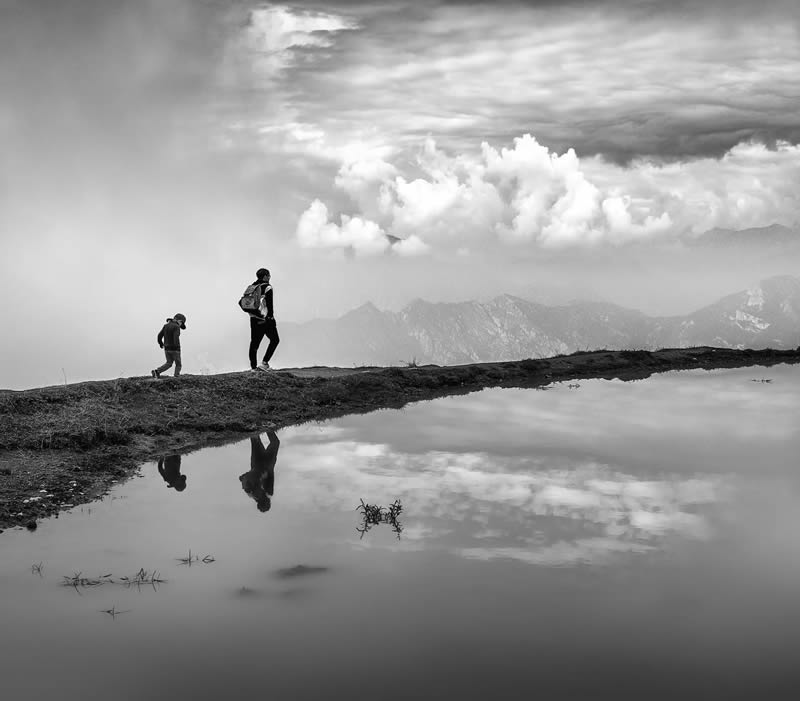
[2,346,798,532]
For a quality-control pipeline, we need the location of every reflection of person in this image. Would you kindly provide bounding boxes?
[158,454,186,491]
[239,429,280,512]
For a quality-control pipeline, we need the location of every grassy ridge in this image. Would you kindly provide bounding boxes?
[1,346,798,530]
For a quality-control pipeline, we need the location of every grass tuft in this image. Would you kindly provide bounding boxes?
[356,498,404,539]
[100,605,131,618]
[62,568,165,591]
[176,549,216,566]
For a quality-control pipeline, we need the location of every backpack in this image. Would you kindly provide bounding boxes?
[238,283,264,314]
[239,281,271,316]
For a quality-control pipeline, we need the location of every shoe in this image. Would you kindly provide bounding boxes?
[256,362,271,372]
[151,369,160,378]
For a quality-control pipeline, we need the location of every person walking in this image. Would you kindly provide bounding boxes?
[245,268,280,372]
[151,313,187,378]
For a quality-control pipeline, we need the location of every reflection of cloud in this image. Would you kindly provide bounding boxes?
[457,539,655,567]
[273,367,800,566]
[279,435,725,566]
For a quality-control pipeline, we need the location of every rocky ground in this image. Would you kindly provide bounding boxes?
[1,346,798,532]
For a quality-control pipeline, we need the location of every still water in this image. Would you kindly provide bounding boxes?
[2,366,799,700]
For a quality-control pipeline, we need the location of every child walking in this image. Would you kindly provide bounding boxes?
[152,313,187,378]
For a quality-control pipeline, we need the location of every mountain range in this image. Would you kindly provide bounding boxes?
[687,224,800,249]
[279,275,800,367]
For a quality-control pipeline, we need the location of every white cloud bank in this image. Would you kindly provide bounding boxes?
[294,135,800,255]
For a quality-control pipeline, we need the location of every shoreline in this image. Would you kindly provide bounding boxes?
[2,346,798,532]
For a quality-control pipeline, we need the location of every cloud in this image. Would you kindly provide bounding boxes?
[294,134,800,254]
[259,0,800,165]
[232,3,358,80]
[296,199,390,256]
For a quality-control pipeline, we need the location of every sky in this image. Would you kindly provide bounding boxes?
[1,0,799,388]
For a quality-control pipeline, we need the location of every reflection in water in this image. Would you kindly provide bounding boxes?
[283,443,724,565]
[273,565,330,579]
[2,366,800,700]
[239,429,280,512]
[157,454,186,491]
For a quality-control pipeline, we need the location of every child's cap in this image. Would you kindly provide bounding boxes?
[256,268,270,279]
[173,313,187,329]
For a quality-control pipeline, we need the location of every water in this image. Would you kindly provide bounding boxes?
[2,365,799,700]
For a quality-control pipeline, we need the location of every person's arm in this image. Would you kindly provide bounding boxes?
[264,286,274,318]
[157,325,165,348]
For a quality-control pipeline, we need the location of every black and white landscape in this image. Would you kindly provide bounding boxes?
[3,1,800,699]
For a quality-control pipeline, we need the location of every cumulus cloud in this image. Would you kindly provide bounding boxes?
[296,199,390,256]
[294,134,800,254]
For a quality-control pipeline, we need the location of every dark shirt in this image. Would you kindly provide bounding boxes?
[157,319,182,351]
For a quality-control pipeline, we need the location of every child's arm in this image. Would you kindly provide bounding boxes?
[157,325,165,348]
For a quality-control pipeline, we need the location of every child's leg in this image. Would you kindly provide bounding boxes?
[172,351,182,376]
[155,351,174,375]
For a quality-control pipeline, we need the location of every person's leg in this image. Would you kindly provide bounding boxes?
[249,320,266,369]
[172,351,182,376]
[154,350,174,375]
[263,319,280,364]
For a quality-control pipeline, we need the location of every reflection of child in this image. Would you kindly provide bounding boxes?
[239,430,280,512]
[158,454,186,492]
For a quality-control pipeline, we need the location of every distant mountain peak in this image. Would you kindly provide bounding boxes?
[341,301,382,319]
[692,223,799,247]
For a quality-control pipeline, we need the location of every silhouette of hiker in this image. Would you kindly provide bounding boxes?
[158,454,186,492]
[239,429,280,512]
[246,268,280,372]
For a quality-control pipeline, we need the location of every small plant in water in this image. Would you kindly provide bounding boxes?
[100,605,131,619]
[31,562,44,576]
[750,378,773,383]
[63,572,105,589]
[120,568,165,590]
[356,498,404,539]
[62,568,165,592]
[176,549,216,566]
